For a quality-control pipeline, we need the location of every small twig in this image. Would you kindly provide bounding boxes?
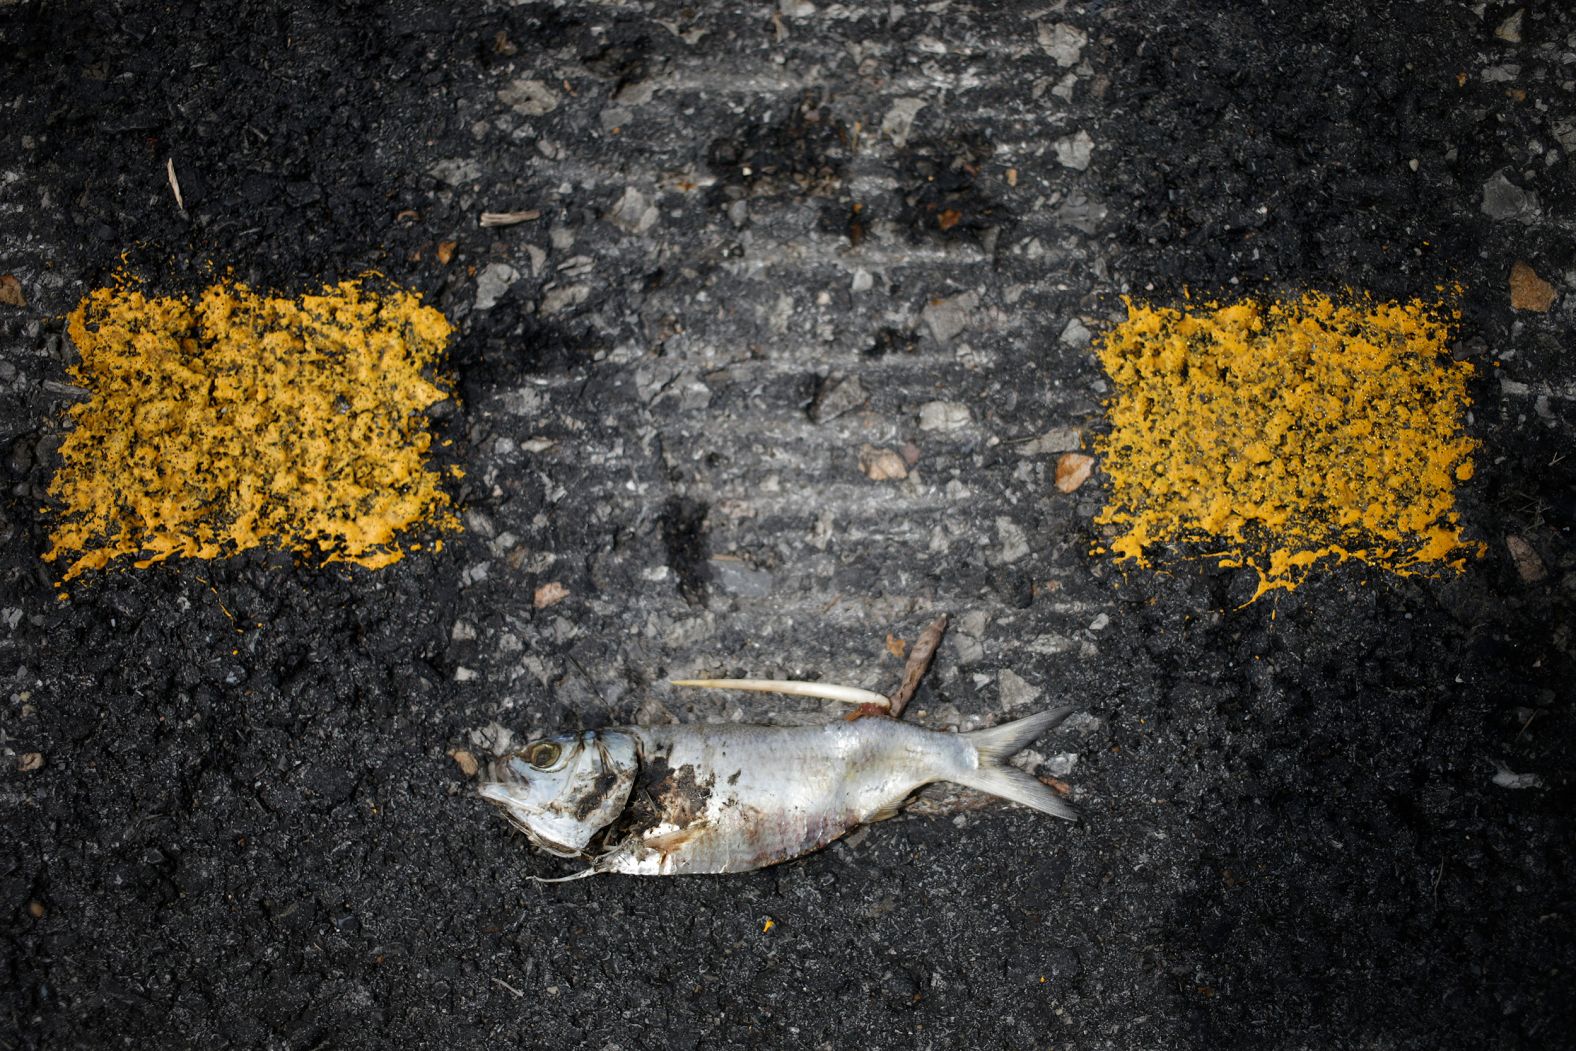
[479,210,542,227]
[491,976,524,998]
[887,614,947,719]
[166,158,186,216]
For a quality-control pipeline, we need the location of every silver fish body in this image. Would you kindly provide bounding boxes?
[480,707,1077,877]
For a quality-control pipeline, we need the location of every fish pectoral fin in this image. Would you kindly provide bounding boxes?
[865,800,905,823]
[869,797,920,819]
[527,867,600,884]
[640,825,702,855]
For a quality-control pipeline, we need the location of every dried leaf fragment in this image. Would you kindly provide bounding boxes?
[1039,775,1072,797]
[166,158,185,214]
[1054,452,1095,493]
[534,581,570,608]
[17,752,44,772]
[0,274,24,308]
[436,241,457,265]
[859,444,909,481]
[885,633,907,658]
[1509,261,1556,312]
[1505,534,1546,582]
[883,614,948,720]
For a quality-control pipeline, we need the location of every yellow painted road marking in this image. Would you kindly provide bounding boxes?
[1093,292,1481,600]
[44,277,458,582]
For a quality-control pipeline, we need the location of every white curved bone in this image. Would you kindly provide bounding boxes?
[665,677,888,712]
[669,678,891,709]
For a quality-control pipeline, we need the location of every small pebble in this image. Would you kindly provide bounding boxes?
[1054,453,1095,493]
[859,445,908,481]
[1055,130,1094,171]
[1508,262,1556,312]
[447,748,480,778]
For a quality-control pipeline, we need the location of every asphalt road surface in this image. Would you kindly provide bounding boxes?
[3,2,1573,1048]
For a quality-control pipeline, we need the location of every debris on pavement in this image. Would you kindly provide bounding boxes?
[1491,761,1542,790]
[1505,535,1547,582]
[165,158,185,215]
[446,748,480,778]
[533,582,570,608]
[479,210,542,227]
[1509,261,1556,312]
[858,444,908,481]
[917,400,971,431]
[472,262,519,311]
[886,614,948,719]
[1054,452,1095,493]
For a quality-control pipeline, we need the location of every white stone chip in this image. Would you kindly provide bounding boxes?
[996,517,1029,564]
[1059,317,1092,347]
[999,669,1042,709]
[922,290,979,343]
[882,97,927,148]
[1481,171,1538,222]
[1055,129,1094,170]
[473,263,519,312]
[499,78,559,116]
[608,187,659,233]
[1038,23,1087,66]
[918,401,972,431]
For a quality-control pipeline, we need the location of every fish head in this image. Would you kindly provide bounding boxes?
[479,729,638,856]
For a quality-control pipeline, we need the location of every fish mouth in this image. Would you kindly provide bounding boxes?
[478,756,535,808]
[477,783,582,858]
[477,781,515,806]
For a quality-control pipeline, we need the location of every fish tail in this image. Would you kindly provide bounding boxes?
[956,706,1078,821]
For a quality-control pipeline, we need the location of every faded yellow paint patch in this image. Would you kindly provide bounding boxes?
[45,277,458,581]
[1093,292,1482,600]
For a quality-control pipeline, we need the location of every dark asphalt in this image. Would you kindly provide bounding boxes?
[3,2,1573,1048]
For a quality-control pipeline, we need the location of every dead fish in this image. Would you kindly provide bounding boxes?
[478,679,1078,878]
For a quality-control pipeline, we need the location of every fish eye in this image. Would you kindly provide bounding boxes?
[525,741,562,769]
